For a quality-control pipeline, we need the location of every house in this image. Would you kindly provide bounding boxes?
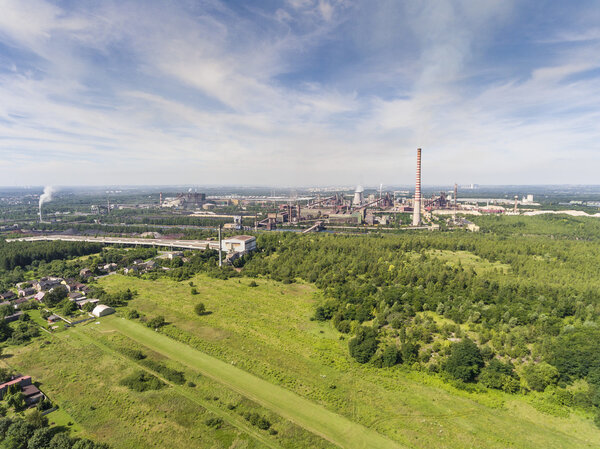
[47,314,61,323]
[0,376,32,399]
[68,291,84,300]
[103,263,118,272]
[144,260,156,270]
[123,266,139,275]
[14,298,28,306]
[35,277,63,292]
[63,281,86,292]
[0,291,16,301]
[76,298,99,309]
[17,287,35,297]
[79,268,93,279]
[22,383,44,406]
[0,375,45,406]
[222,235,257,254]
[34,292,46,302]
[91,304,115,317]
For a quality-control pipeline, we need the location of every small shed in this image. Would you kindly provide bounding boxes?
[91,305,115,317]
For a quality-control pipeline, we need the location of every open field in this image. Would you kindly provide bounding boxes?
[2,324,336,449]
[92,273,600,449]
[425,249,511,274]
[90,316,400,449]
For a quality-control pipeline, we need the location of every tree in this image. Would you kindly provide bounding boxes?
[146,316,166,329]
[348,327,378,363]
[444,338,484,382]
[3,420,35,449]
[5,391,26,412]
[27,427,55,449]
[381,345,401,367]
[522,362,559,392]
[71,439,110,449]
[25,409,48,429]
[44,286,68,307]
[48,432,73,449]
[0,417,13,440]
[0,320,13,343]
[60,301,77,317]
[194,303,206,316]
[479,359,516,390]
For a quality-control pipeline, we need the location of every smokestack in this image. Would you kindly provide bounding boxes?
[159,192,163,206]
[412,148,422,226]
[454,183,458,209]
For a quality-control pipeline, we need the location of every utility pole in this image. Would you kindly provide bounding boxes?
[218,224,222,267]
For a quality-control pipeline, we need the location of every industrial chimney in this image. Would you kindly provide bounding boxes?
[412,148,422,226]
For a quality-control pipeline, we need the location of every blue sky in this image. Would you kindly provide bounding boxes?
[0,0,599,186]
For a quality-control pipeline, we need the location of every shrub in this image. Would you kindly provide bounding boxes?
[194,303,206,316]
[205,417,223,429]
[120,371,165,392]
[146,316,166,329]
[348,327,378,364]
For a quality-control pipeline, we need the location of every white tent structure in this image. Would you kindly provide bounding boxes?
[91,304,115,317]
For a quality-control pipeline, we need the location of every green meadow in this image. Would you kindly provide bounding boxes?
[2,267,599,448]
[83,273,599,449]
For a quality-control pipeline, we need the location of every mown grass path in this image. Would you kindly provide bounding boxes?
[69,327,283,449]
[98,316,403,449]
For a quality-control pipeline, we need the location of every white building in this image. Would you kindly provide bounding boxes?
[222,235,257,254]
[91,304,115,317]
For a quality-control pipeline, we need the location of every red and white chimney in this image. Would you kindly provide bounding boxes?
[412,148,422,226]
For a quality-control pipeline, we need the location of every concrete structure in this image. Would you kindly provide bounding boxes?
[353,185,364,206]
[222,235,257,254]
[412,148,422,226]
[92,304,115,317]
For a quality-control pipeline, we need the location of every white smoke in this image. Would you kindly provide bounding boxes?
[39,186,55,221]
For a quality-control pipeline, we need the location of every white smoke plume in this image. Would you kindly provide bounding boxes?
[39,186,55,222]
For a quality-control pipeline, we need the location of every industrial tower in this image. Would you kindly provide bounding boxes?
[412,148,422,226]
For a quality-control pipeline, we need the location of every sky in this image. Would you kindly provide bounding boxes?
[0,0,600,187]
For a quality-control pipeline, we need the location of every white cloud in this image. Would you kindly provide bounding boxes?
[0,0,599,186]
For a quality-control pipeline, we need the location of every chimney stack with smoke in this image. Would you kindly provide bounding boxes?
[38,186,55,223]
[412,148,422,226]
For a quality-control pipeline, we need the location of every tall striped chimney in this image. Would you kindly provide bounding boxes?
[412,148,422,226]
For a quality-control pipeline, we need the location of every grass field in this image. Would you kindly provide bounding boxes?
[94,273,600,449]
[426,249,511,274]
[3,324,338,448]
[3,271,600,448]
[89,316,400,449]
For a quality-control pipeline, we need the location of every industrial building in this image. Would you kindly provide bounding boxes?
[222,235,257,254]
